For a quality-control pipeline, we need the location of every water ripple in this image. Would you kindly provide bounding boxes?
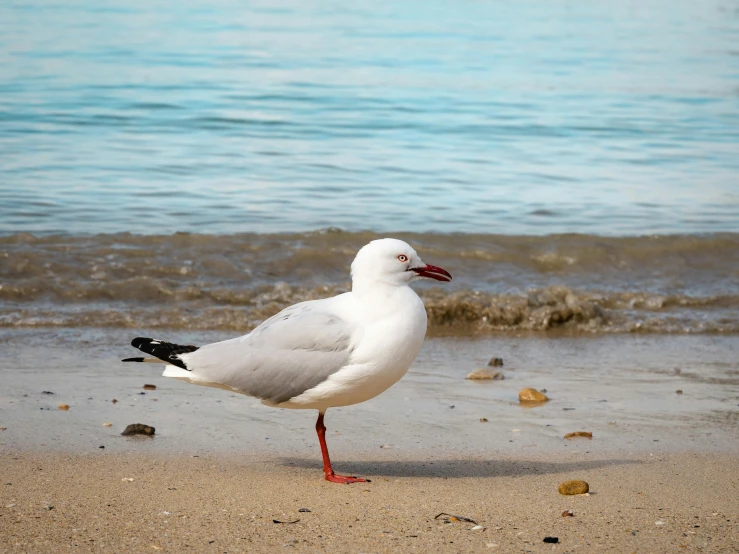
[0,0,737,235]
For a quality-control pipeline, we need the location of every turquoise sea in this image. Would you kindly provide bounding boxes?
[1,0,738,235]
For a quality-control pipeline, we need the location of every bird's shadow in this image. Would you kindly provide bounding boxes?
[278,456,641,479]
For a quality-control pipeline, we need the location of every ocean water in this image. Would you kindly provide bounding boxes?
[1,1,738,335]
[2,231,738,334]
[1,0,738,236]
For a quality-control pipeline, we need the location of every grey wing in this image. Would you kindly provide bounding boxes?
[181,301,354,404]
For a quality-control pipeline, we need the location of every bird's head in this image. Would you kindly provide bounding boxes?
[350,238,452,291]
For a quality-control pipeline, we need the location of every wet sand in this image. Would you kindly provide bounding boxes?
[1,451,737,553]
[1,328,738,551]
[2,328,738,454]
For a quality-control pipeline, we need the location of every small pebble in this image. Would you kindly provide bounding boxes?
[562,509,574,517]
[121,478,134,482]
[543,537,559,544]
[102,422,112,427]
[58,404,69,411]
[488,357,504,367]
[298,508,311,513]
[655,520,666,526]
[480,417,488,423]
[99,445,105,449]
[121,423,155,436]
[518,388,549,403]
[564,432,593,439]
[143,384,157,390]
[41,391,55,395]
[676,390,683,395]
[471,525,484,531]
[0,427,6,431]
[558,480,589,495]
[111,399,118,404]
[466,369,504,381]
[380,444,393,449]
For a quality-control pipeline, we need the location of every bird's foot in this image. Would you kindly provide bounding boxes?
[324,472,370,484]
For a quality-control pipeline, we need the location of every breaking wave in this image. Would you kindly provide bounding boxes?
[1,231,738,335]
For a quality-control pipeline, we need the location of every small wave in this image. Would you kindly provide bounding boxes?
[1,231,738,335]
[1,285,737,335]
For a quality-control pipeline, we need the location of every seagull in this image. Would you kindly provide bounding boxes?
[122,238,452,483]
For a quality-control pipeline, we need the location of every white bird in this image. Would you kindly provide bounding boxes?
[122,238,452,483]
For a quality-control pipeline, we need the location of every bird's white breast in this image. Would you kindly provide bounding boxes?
[277,286,427,411]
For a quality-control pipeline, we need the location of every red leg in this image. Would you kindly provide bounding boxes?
[315,412,369,484]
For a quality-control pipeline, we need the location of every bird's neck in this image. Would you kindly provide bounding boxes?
[352,277,398,298]
[351,280,420,315]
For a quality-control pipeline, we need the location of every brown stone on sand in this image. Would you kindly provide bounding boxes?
[143,384,157,390]
[58,404,69,411]
[466,369,504,381]
[518,388,549,403]
[121,423,155,437]
[488,357,504,367]
[564,431,593,439]
[558,480,589,495]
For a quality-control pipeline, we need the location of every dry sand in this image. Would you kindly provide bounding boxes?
[1,450,737,553]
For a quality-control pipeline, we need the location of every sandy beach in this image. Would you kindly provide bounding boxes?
[2,328,738,552]
[2,450,737,553]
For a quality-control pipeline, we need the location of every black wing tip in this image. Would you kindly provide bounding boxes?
[129,337,198,370]
[122,357,145,363]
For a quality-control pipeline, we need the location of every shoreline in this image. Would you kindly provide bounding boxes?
[3,329,738,457]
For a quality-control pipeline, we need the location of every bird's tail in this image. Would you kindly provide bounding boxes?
[122,337,199,370]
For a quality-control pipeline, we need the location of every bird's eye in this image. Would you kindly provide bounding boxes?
[397,254,408,262]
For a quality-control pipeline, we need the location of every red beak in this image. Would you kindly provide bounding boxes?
[410,264,452,282]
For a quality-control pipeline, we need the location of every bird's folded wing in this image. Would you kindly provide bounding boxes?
[180,301,355,404]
